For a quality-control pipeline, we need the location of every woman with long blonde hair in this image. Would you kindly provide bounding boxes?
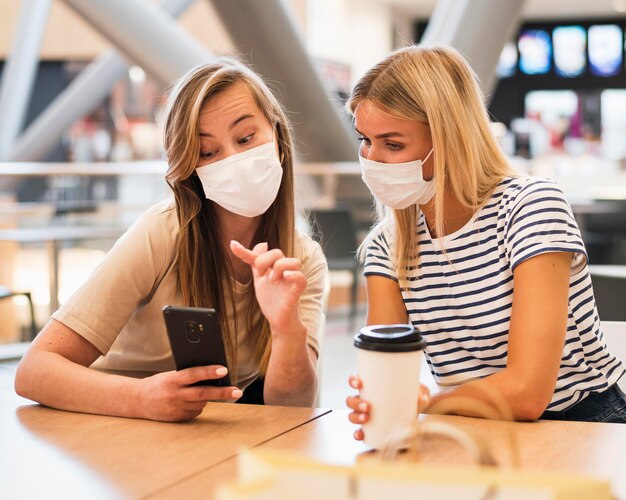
[15,58,327,421]
[346,45,626,431]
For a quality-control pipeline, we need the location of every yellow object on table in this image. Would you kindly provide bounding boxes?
[217,448,612,500]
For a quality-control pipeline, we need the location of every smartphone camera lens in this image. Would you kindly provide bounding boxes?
[185,321,201,342]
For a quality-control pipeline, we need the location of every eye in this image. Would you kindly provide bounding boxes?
[357,136,371,145]
[199,151,215,159]
[386,142,404,151]
[238,133,255,145]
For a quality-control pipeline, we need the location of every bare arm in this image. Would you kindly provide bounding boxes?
[365,275,408,325]
[15,319,242,421]
[427,252,572,420]
[347,253,572,432]
[230,241,317,406]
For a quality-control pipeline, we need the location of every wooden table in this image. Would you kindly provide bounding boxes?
[155,406,626,500]
[0,368,329,499]
[2,365,626,499]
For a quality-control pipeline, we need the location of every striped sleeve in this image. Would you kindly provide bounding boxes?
[504,179,587,274]
[363,224,398,282]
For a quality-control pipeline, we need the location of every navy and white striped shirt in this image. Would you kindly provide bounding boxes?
[364,176,625,411]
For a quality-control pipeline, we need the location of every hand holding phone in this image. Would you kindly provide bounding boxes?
[163,305,231,386]
[136,366,243,422]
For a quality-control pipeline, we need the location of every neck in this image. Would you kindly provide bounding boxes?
[213,204,261,247]
[213,203,262,283]
[420,192,474,238]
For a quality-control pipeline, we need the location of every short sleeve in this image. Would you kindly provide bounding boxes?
[52,202,175,354]
[295,234,328,358]
[504,179,587,275]
[363,223,398,282]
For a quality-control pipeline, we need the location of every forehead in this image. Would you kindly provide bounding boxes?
[199,80,264,125]
[354,100,414,131]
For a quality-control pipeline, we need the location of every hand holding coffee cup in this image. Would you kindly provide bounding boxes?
[347,378,430,441]
[349,324,427,449]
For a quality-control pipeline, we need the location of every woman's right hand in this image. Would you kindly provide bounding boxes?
[136,365,242,422]
[346,375,431,441]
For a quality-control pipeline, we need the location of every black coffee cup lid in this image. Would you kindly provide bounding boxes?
[354,324,426,353]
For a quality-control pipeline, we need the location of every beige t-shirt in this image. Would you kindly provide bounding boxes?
[52,200,328,390]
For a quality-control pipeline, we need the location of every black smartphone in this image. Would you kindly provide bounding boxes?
[162,305,231,386]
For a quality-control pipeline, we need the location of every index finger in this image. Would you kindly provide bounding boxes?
[230,240,258,266]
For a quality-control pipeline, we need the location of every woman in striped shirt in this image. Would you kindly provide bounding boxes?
[346,45,626,433]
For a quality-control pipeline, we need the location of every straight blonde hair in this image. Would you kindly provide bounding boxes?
[162,58,296,378]
[347,45,515,282]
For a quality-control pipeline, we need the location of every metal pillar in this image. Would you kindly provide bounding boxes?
[63,0,212,85]
[422,0,525,97]
[209,0,356,162]
[0,0,52,159]
[8,0,196,162]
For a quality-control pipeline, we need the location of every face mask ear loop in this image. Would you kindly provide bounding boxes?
[423,147,434,164]
[271,127,284,164]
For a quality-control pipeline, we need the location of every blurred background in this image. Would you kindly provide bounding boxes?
[1,1,626,406]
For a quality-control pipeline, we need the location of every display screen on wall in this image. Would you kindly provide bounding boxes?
[415,19,626,82]
[518,30,552,75]
[553,25,586,77]
[588,24,623,77]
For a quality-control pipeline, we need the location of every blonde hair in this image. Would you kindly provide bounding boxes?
[347,45,515,282]
[162,58,296,378]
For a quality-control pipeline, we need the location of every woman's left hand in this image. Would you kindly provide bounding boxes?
[230,240,306,336]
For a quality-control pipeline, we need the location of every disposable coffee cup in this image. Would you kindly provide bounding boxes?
[354,324,426,449]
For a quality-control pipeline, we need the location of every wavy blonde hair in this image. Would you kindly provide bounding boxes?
[347,45,515,282]
[162,58,296,379]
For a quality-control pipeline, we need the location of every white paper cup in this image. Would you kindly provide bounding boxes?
[354,324,426,449]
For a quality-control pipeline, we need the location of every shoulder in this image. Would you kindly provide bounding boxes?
[294,231,327,271]
[130,199,178,238]
[116,199,179,263]
[501,176,567,207]
[363,220,394,255]
[140,199,177,225]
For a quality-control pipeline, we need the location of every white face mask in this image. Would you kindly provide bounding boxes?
[195,141,283,218]
[359,148,435,209]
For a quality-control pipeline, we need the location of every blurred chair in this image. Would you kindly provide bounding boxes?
[0,286,37,341]
[600,321,626,392]
[590,267,626,321]
[309,208,361,328]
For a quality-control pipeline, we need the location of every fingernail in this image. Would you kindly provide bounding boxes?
[261,242,268,251]
[359,414,366,422]
[358,402,368,412]
[216,367,228,376]
[232,389,243,398]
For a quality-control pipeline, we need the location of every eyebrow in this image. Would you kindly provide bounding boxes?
[200,114,255,137]
[354,127,404,139]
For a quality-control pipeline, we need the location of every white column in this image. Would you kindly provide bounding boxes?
[210,0,356,162]
[423,0,525,96]
[63,0,211,85]
[8,0,196,162]
[0,0,52,159]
